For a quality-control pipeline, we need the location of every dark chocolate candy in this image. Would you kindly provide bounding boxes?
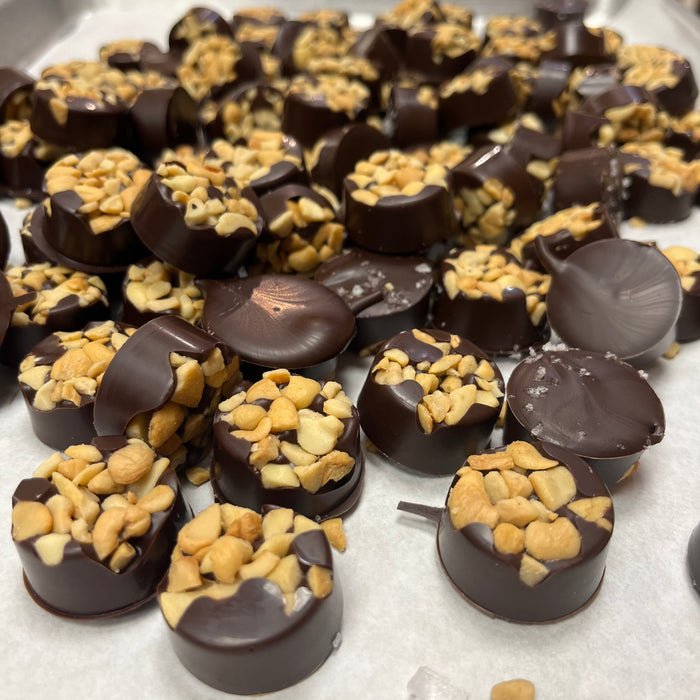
[11,438,187,618]
[212,375,363,518]
[98,39,164,73]
[534,0,588,28]
[0,271,21,348]
[159,511,342,695]
[503,348,665,487]
[688,521,700,593]
[231,7,286,33]
[0,67,34,121]
[435,440,613,623]
[559,109,609,151]
[351,26,402,81]
[432,246,550,354]
[539,238,682,365]
[541,21,621,68]
[667,111,700,161]
[273,21,352,76]
[661,246,700,343]
[566,63,622,113]
[358,328,504,474]
[201,274,355,379]
[306,122,390,199]
[298,8,349,30]
[386,85,439,148]
[168,6,234,52]
[315,248,433,351]
[526,59,572,121]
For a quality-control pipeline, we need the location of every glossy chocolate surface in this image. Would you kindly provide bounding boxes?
[201,275,355,373]
[437,441,613,623]
[168,7,233,51]
[540,238,682,363]
[315,248,433,350]
[161,528,342,695]
[0,67,33,121]
[542,21,618,68]
[386,86,439,148]
[358,329,503,474]
[535,0,588,28]
[503,348,665,486]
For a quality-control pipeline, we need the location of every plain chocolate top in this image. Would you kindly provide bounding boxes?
[201,274,355,369]
[507,348,665,458]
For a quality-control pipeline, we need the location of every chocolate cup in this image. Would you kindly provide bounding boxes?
[43,190,150,268]
[527,59,571,121]
[160,529,342,695]
[130,174,261,278]
[308,123,389,199]
[314,248,434,351]
[539,238,683,365]
[0,212,8,268]
[200,275,355,377]
[344,180,453,254]
[271,20,313,75]
[357,329,503,474]
[535,0,588,28]
[168,7,233,52]
[127,87,199,164]
[503,348,665,488]
[30,90,126,151]
[404,28,476,84]
[645,59,698,118]
[236,136,307,198]
[0,67,34,121]
[102,40,162,73]
[437,441,613,623]
[351,26,402,81]
[12,464,187,618]
[386,86,439,148]
[624,170,695,224]
[542,21,618,67]
[257,182,333,233]
[688,521,700,593]
[211,417,364,519]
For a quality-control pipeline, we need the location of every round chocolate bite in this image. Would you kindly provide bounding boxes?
[315,248,434,351]
[11,436,186,618]
[213,371,363,518]
[358,328,504,474]
[540,238,682,365]
[436,440,613,622]
[158,504,342,695]
[122,259,204,327]
[168,6,234,52]
[661,246,700,343]
[98,39,164,73]
[535,0,588,28]
[432,245,550,355]
[509,202,619,272]
[18,320,134,450]
[40,148,152,269]
[351,26,402,82]
[232,7,286,34]
[563,63,623,114]
[305,55,381,109]
[343,149,453,254]
[503,348,665,487]
[130,151,262,278]
[200,274,355,381]
[482,17,556,64]
[0,263,109,367]
[94,315,241,469]
[0,67,34,121]
[517,59,572,121]
[386,85,439,149]
[541,22,622,68]
[272,21,352,76]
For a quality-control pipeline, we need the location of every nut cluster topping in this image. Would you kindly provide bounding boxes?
[662,246,700,293]
[172,10,226,46]
[443,246,550,326]
[413,140,473,170]
[160,504,336,628]
[259,193,343,275]
[380,0,443,30]
[621,142,700,195]
[306,55,379,83]
[485,15,543,38]
[484,34,556,63]
[440,67,499,99]
[618,45,683,92]
[18,321,134,412]
[509,203,603,259]
[216,88,284,142]
[125,260,205,324]
[447,441,613,587]
[669,110,700,141]
[0,119,33,159]
[11,439,175,572]
[211,131,303,188]
[371,329,503,434]
[98,39,146,64]
[235,22,280,50]
[453,177,516,243]
[291,25,353,71]
[5,263,107,328]
[486,113,546,147]
[156,154,259,236]
[177,36,242,102]
[218,370,357,493]
[125,347,240,469]
[286,74,370,117]
[44,148,151,234]
[597,101,670,146]
[429,23,479,60]
[347,150,448,206]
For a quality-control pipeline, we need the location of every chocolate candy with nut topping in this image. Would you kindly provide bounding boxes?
[0,67,33,121]
[386,85,439,148]
[450,145,542,246]
[520,60,572,121]
[541,22,622,68]
[343,149,453,254]
[282,74,370,149]
[158,504,342,694]
[212,372,363,518]
[98,39,165,73]
[619,142,699,223]
[0,264,109,368]
[122,259,204,327]
[435,440,613,622]
[563,64,622,114]
[661,246,700,343]
[273,21,352,76]
[503,348,665,487]
[94,315,240,470]
[201,274,355,381]
[18,321,134,450]
[358,328,504,474]
[168,6,233,52]
[351,26,401,82]
[535,0,588,28]
[232,7,286,33]
[432,246,550,355]
[11,436,186,618]
[40,148,152,269]
[315,248,433,351]
[509,202,619,272]
[667,111,700,161]
[253,183,343,276]
[130,152,262,278]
